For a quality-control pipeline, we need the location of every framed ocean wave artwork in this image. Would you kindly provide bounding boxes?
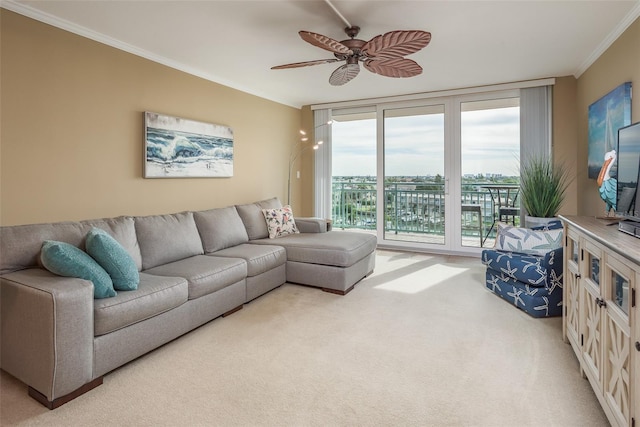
[144,112,233,178]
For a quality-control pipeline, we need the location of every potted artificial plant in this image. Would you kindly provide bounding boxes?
[519,156,570,228]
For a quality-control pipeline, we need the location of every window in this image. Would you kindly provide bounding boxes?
[313,81,552,254]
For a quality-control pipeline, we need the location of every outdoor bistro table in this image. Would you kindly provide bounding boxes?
[481,184,520,245]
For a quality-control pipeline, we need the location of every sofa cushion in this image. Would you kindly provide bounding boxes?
[295,218,328,233]
[257,197,282,210]
[252,231,377,268]
[82,217,142,271]
[193,206,249,253]
[262,205,299,239]
[40,240,116,299]
[135,212,204,270]
[86,227,139,291]
[143,255,247,300]
[1,222,86,275]
[236,197,282,240]
[211,244,286,277]
[94,273,188,336]
[1,217,141,276]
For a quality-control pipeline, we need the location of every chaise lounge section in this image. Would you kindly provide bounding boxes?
[236,198,376,295]
[0,197,377,409]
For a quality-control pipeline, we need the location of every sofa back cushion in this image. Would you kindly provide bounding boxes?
[135,212,204,270]
[236,197,282,240]
[0,216,140,275]
[82,217,142,271]
[193,206,249,253]
[1,222,86,275]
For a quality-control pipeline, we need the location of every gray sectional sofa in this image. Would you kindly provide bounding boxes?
[0,197,376,409]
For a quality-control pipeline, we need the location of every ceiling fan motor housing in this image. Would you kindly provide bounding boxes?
[335,38,366,60]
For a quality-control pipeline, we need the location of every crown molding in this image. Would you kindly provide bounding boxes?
[574,1,640,78]
[0,0,298,108]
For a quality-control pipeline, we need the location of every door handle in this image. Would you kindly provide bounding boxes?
[636,341,640,351]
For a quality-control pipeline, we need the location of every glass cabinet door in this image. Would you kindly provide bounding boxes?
[570,234,579,264]
[585,245,601,289]
[610,269,630,316]
[580,239,604,392]
[564,230,580,349]
[603,254,633,427]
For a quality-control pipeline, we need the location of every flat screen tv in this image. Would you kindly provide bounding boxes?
[616,121,640,221]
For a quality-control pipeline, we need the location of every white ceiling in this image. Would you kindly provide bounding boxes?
[4,0,640,108]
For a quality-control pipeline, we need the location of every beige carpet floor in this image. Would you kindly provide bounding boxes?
[1,250,609,426]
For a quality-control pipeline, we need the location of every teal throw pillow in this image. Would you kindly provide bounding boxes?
[85,227,139,291]
[40,240,116,299]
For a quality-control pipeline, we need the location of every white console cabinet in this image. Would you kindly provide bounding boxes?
[560,216,639,427]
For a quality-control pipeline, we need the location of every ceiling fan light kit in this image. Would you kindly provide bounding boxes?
[272,2,431,86]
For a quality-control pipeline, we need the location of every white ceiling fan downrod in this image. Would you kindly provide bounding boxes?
[323,0,352,29]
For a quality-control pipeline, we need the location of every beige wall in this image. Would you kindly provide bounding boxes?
[0,11,302,226]
[576,17,640,216]
[553,76,579,216]
[298,106,315,216]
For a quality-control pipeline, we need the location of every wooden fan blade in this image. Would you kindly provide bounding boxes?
[364,58,423,78]
[362,30,431,59]
[329,63,360,86]
[299,31,352,55]
[272,58,339,69]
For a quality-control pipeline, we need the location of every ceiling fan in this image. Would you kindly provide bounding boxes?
[272,1,431,86]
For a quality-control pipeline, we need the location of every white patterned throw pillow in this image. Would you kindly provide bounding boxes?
[495,222,563,255]
[262,205,299,239]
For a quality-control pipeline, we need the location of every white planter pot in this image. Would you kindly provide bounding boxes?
[524,215,556,229]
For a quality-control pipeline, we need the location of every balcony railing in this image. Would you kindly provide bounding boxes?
[331,180,520,244]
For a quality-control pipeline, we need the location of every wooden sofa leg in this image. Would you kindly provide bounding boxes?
[322,284,355,296]
[222,304,243,317]
[29,376,103,410]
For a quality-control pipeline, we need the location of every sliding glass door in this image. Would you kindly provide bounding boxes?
[383,105,446,245]
[459,96,520,248]
[324,88,524,254]
[330,110,377,231]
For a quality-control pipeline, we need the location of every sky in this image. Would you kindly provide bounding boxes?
[331,106,520,177]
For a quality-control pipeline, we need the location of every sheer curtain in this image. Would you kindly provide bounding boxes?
[313,109,331,217]
[520,85,552,162]
[519,85,553,219]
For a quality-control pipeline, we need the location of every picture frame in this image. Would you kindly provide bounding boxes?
[144,111,234,178]
[587,82,632,179]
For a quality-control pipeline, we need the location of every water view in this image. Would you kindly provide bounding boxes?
[331,174,520,247]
